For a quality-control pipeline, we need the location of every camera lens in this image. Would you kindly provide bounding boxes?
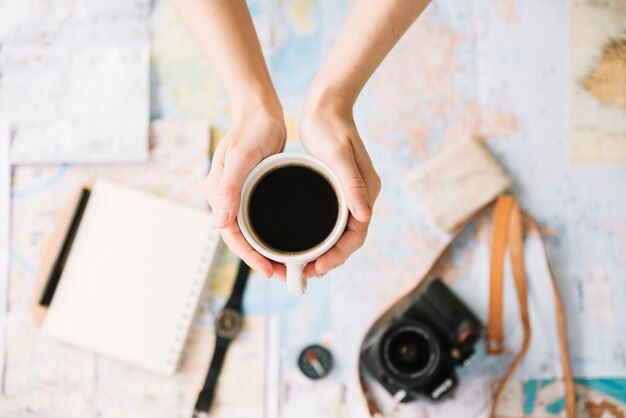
[388,330,431,374]
[381,321,440,382]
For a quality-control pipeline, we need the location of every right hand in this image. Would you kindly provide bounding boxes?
[204,109,287,279]
[299,97,381,279]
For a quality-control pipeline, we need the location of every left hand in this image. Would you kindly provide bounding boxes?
[299,98,381,279]
[204,108,287,279]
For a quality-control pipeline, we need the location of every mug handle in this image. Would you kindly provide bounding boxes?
[286,262,307,295]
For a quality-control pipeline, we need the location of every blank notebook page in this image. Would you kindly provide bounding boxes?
[42,179,219,375]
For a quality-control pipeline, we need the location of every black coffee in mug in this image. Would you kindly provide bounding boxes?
[248,165,340,253]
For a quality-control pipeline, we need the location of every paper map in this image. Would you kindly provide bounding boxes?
[0,0,625,417]
[569,0,626,164]
[0,120,283,417]
[0,0,150,164]
[0,122,10,393]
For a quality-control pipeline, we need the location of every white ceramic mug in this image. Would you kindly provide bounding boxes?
[238,152,348,295]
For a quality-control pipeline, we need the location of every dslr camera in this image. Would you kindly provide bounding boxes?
[360,279,482,402]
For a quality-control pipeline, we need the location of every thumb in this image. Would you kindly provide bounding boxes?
[214,148,261,228]
[329,150,371,222]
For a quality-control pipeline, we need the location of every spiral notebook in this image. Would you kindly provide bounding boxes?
[41,179,220,375]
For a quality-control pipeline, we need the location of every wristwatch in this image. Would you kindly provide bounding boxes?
[193,259,251,418]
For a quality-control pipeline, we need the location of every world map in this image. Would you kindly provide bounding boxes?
[146,0,626,416]
[1,0,625,417]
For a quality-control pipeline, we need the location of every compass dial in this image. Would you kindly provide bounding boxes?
[298,345,333,380]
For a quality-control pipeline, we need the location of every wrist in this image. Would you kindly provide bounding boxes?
[230,81,283,123]
[229,93,287,149]
[303,79,355,120]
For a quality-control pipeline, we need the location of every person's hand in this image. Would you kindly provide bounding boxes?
[204,108,287,279]
[299,96,381,279]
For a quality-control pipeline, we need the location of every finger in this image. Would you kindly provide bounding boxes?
[203,141,226,209]
[213,146,262,227]
[315,216,369,274]
[220,222,273,278]
[326,143,372,222]
[203,171,220,210]
[303,262,318,279]
[351,142,382,206]
[271,262,286,281]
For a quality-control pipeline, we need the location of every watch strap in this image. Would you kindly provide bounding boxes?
[192,258,251,417]
[193,338,230,417]
[225,260,250,311]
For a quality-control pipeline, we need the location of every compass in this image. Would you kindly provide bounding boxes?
[298,344,334,380]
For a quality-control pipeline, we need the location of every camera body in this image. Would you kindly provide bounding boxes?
[360,278,482,402]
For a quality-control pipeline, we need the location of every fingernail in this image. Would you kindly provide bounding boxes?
[216,209,230,226]
[355,204,371,220]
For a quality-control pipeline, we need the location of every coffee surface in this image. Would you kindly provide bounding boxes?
[248,165,339,253]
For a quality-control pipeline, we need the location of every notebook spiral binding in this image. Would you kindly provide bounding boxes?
[167,234,221,370]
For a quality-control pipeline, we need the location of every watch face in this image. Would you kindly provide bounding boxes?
[215,308,243,339]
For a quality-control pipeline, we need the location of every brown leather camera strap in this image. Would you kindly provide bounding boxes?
[486,196,514,355]
[358,196,575,418]
[488,197,532,416]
